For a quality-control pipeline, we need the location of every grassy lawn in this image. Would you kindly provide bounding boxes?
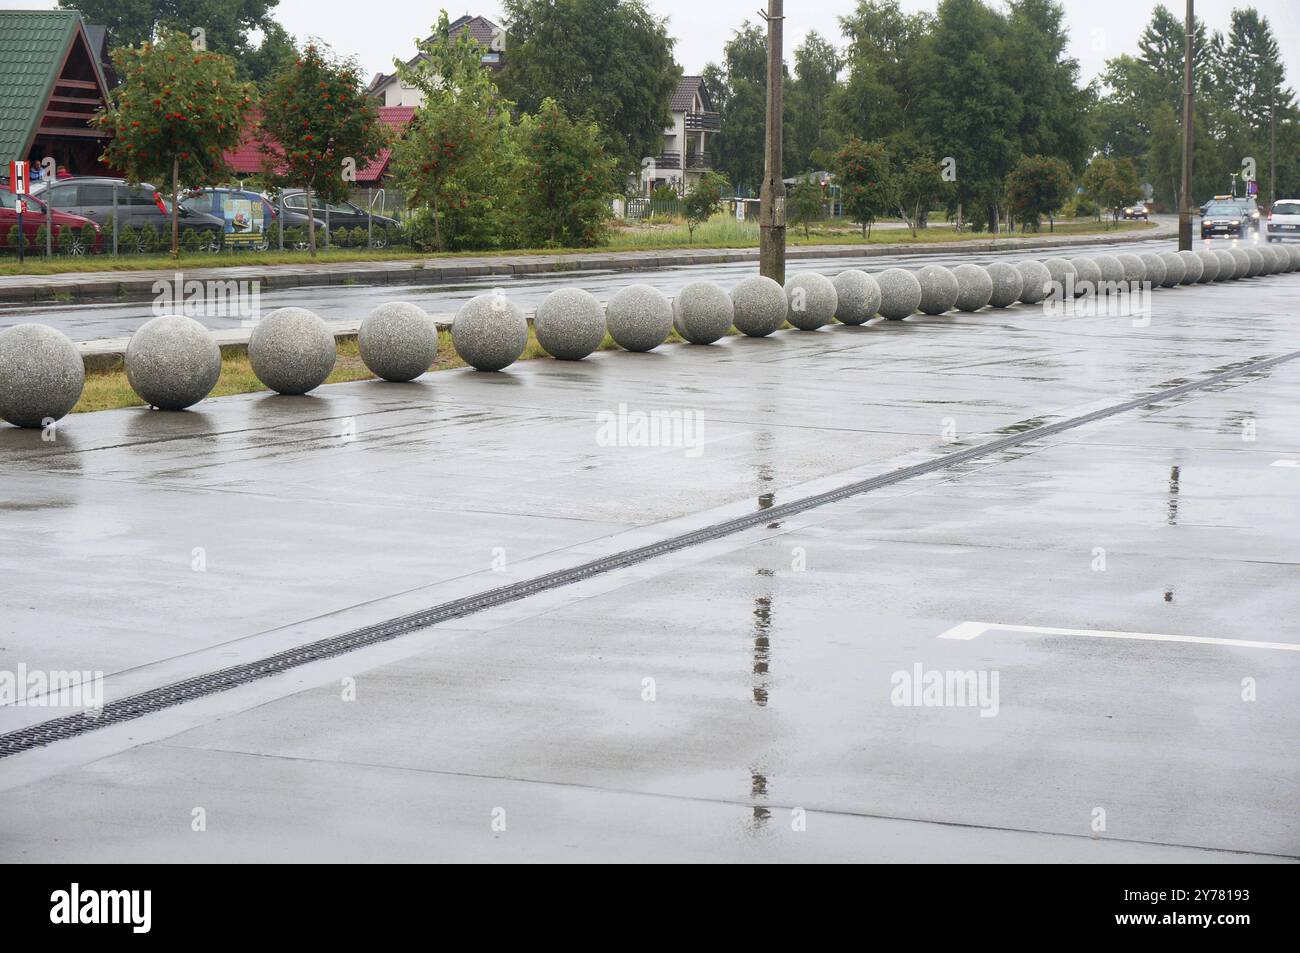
[3,217,1156,278]
[73,327,700,414]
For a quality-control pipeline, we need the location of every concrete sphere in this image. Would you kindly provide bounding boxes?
[0,324,85,428]
[831,270,881,325]
[1227,247,1252,279]
[673,281,735,344]
[125,314,221,411]
[1263,245,1287,274]
[1217,249,1241,279]
[1159,250,1190,284]
[875,268,923,320]
[1289,245,1300,271]
[533,288,606,360]
[1070,257,1102,297]
[1195,249,1221,282]
[730,276,788,337]
[450,293,529,371]
[358,302,439,381]
[784,272,838,331]
[1116,253,1146,286]
[1175,250,1203,285]
[1253,246,1275,274]
[1042,258,1076,302]
[1093,255,1125,288]
[1272,246,1292,272]
[605,284,673,352]
[1245,247,1266,277]
[248,307,336,395]
[985,262,1023,308]
[952,263,993,312]
[1015,260,1051,304]
[1140,253,1168,287]
[915,265,960,315]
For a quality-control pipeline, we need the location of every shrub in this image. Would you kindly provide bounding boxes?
[81,223,97,253]
[1,224,15,253]
[403,207,440,252]
[138,224,159,252]
[118,224,139,253]
[349,226,367,248]
[182,228,202,252]
[33,225,51,255]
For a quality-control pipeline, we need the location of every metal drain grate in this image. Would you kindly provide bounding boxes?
[3,348,1297,758]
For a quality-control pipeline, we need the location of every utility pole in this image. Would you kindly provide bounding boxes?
[1177,0,1194,250]
[1269,93,1276,206]
[759,0,785,283]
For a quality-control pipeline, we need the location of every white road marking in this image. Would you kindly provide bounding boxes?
[1271,460,1300,468]
[939,621,1300,652]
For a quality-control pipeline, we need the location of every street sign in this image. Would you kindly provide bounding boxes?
[735,200,745,222]
[9,160,29,194]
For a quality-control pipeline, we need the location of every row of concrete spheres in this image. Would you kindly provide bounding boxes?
[2,243,1298,428]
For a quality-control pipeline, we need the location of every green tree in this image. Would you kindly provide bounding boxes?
[891,153,946,236]
[1002,0,1090,174]
[682,172,727,240]
[702,24,769,195]
[786,179,826,238]
[833,1,930,145]
[1082,155,1141,224]
[94,30,254,256]
[514,98,617,247]
[259,43,385,256]
[499,0,679,175]
[911,0,1020,232]
[1146,102,1182,209]
[60,0,280,64]
[787,31,842,174]
[392,13,515,252]
[243,22,299,86]
[1004,154,1073,230]
[830,138,891,237]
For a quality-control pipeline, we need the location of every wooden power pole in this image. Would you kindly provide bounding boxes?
[1178,0,1195,251]
[759,0,785,283]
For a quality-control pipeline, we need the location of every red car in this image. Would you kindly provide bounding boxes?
[0,191,102,254]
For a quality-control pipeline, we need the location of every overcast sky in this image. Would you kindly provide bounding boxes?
[7,0,1297,90]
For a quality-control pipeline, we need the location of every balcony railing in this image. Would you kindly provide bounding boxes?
[686,153,712,170]
[655,152,682,170]
[684,111,721,131]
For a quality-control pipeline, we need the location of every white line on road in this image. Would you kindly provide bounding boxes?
[1271,460,1300,468]
[939,621,1300,652]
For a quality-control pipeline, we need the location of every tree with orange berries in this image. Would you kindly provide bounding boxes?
[259,43,385,257]
[95,31,255,257]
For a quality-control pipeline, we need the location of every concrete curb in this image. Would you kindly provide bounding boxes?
[6,224,1168,306]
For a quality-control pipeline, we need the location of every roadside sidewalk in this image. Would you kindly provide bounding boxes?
[1,220,1170,305]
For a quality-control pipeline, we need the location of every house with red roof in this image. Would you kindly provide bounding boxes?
[222,105,414,186]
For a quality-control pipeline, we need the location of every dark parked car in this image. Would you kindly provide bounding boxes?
[181,188,324,250]
[278,190,399,246]
[31,176,225,249]
[1200,201,1253,239]
[0,191,102,253]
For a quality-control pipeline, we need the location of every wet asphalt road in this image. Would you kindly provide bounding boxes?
[0,261,1297,861]
[0,234,1185,342]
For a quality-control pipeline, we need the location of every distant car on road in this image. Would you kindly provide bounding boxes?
[31,176,225,250]
[1121,205,1149,220]
[0,191,102,254]
[1265,199,1300,242]
[278,190,399,246]
[1200,201,1253,239]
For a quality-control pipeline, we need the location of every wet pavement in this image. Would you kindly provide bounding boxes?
[1,232,1179,343]
[0,256,1297,862]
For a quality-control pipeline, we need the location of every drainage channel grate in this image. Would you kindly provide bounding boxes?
[3,349,1297,758]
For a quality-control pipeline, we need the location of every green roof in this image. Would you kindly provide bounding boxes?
[0,9,84,164]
